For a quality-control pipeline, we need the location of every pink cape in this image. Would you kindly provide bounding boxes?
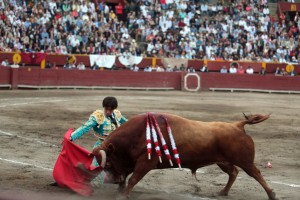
[52,128,103,196]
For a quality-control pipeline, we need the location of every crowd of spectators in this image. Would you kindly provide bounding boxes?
[0,0,300,64]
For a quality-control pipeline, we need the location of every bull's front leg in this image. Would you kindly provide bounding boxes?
[123,156,158,198]
[118,174,130,193]
[118,179,126,193]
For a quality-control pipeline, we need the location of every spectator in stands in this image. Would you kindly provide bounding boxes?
[1,0,300,66]
[144,65,152,72]
[166,65,173,72]
[63,63,72,69]
[229,65,237,74]
[77,62,86,70]
[173,65,180,72]
[188,66,196,73]
[1,59,9,66]
[289,69,297,76]
[275,67,281,76]
[156,65,165,72]
[291,56,298,63]
[220,66,228,74]
[280,68,288,76]
[237,66,245,74]
[130,64,139,72]
[259,67,267,75]
[91,62,99,70]
[46,61,52,69]
[272,55,279,63]
[279,54,287,63]
[200,65,208,72]
[246,66,254,74]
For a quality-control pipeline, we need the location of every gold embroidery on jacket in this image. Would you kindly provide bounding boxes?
[114,110,122,121]
[91,110,105,125]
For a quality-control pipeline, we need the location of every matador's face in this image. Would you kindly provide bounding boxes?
[104,107,114,117]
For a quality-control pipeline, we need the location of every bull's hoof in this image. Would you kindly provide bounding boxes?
[116,194,129,200]
[268,191,277,200]
[118,186,125,193]
[192,184,201,193]
[218,190,228,196]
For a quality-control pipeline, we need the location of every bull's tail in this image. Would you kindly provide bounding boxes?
[239,113,271,126]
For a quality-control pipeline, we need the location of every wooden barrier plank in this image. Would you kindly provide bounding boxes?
[0,67,11,84]
[18,68,40,85]
[17,69,182,89]
[200,73,300,91]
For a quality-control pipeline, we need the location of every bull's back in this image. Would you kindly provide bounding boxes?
[104,113,255,168]
[163,114,255,165]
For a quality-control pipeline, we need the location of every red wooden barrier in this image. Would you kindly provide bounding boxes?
[187,59,204,70]
[200,73,300,91]
[1,67,300,91]
[45,54,91,67]
[0,52,14,64]
[17,68,182,89]
[0,67,11,85]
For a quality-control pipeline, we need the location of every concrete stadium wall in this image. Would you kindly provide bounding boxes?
[1,67,300,92]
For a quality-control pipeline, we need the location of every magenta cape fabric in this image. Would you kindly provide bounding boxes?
[52,128,102,196]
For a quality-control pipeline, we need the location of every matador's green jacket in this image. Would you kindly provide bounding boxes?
[70,109,127,147]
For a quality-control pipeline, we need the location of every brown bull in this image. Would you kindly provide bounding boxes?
[92,113,276,200]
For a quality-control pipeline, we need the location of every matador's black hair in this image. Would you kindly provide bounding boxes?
[102,96,118,109]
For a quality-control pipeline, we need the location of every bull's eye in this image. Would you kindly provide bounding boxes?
[105,162,111,169]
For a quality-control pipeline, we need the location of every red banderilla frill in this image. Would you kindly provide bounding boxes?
[161,115,182,169]
[145,113,181,169]
[146,113,152,160]
[148,113,162,163]
[151,115,173,166]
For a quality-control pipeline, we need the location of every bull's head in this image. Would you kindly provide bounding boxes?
[92,147,108,169]
[93,144,125,184]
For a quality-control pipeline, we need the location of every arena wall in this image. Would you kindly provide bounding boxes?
[1,67,300,92]
[14,68,182,90]
[0,67,11,87]
[200,73,300,91]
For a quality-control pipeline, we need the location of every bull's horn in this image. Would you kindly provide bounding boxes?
[99,150,106,168]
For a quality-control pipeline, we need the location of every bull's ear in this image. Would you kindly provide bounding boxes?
[107,143,115,154]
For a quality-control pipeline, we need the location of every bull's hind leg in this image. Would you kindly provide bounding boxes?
[217,163,239,196]
[239,163,276,200]
[123,156,157,198]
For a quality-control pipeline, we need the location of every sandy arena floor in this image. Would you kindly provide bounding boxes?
[0,90,299,200]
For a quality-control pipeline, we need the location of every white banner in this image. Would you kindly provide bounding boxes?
[162,57,188,69]
[118,55,143,67]
[89,55,116,68]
